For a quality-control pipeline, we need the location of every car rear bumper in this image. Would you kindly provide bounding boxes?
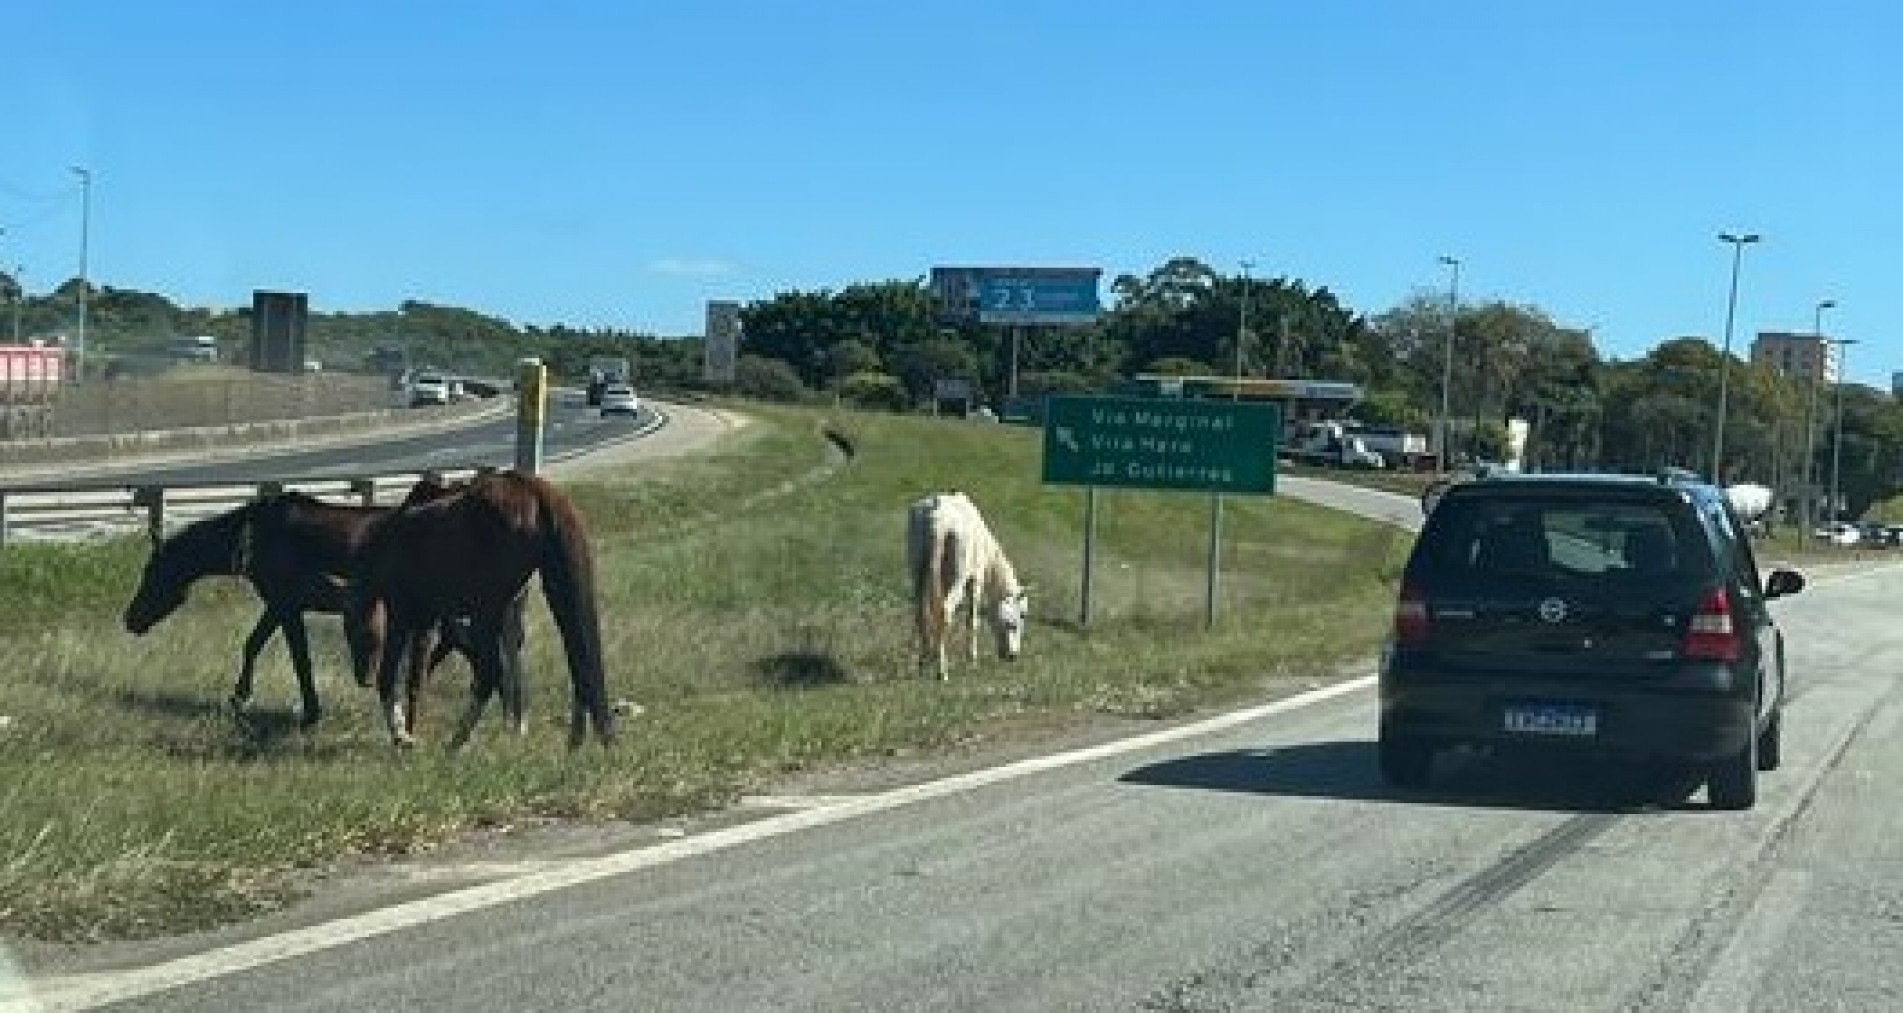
[1380,663,1759,764]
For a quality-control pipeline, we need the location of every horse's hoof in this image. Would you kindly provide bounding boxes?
[298,711,322,731]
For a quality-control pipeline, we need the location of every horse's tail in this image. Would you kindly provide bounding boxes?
[910,504,948,659]
[532,477,615,746]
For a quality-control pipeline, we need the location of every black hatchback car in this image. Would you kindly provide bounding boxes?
[1380,468,1805,809]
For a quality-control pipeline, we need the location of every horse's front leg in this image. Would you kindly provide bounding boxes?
[344,597,386,689]
[964,583,983,668]
[447,623,505,752]
[278,609,323,729]
[378,625,417,749]
[232,611,278,716]
[403,624,438,743]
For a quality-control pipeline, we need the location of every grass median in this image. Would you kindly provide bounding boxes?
[0,402,1410,943]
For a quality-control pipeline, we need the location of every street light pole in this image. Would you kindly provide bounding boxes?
[0,225,12,343]
[1235,260,1253,384]
[6,264,20,343]
[1436,255,1460,472]
[1799,299,1836,535]
[1207,259,1255,632]
[70,166,92,383]
[1710,231,1760,480]
[1827,337,1860,525]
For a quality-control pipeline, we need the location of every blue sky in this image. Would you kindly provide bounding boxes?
[3,1,1898,384]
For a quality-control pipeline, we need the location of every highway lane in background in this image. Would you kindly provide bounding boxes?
[15,393,645,491]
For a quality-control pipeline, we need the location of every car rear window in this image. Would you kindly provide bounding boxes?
[1413,495,1703,585]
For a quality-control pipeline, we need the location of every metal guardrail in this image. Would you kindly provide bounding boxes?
[0,468,485,548]
[0,398,673,548]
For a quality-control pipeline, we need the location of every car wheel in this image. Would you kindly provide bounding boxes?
[1378,723,1435,790]
[1707,731,1759,811]
[1756,709,1782,772]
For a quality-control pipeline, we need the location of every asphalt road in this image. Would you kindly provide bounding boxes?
[32,391,650,489]
[11,463,1902,1011]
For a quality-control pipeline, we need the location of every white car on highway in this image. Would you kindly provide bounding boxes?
[409,372,451,407]
[598,384,639,418]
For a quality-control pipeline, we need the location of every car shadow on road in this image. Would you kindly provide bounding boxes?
[1119,741,1706,814]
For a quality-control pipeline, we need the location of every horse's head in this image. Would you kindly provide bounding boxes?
[123,506,250,635]
[989,585,1031,661]
[123,545,191,635]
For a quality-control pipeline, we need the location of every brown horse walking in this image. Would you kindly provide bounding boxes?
[122,491,494,727]
[355,469,615,749]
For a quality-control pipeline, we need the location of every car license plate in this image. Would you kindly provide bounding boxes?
[1503,703,1597,737]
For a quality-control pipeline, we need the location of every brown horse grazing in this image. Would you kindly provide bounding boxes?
[354,469,615,750]
[122,492,485,727]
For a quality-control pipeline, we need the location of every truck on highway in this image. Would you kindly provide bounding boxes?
[1,341,63,439]
[586,355,632,407]
[1286,419,1430,470]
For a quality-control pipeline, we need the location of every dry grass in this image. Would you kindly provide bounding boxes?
[0,403,1410,941]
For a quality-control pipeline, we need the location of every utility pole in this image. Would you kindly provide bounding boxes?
[1710,231,1761,480]
[1799,299,1836,535]
[1827,337,1860,526]
[71,166,93,384]
[1435,255,1461,472]
[8,265,21,342]
[1208,260,1254,631]
[1235,260,1253,382]
[0,226,16,342]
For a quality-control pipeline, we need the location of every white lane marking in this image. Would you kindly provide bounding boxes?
[17,676,1373,1011]
[738,794,872,810]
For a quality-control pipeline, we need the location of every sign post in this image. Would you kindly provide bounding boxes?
[1042,394,1281,628]
[514,357,547,475]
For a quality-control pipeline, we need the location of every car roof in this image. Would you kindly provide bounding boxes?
[1443,467,1712,494]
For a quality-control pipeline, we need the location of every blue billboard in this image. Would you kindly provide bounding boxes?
[931,267,1102,326]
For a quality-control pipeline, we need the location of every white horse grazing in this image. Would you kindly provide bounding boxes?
[906,491,1029,680]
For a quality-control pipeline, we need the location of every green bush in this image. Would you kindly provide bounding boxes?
[734,355,809,403]
[838,371,909,411]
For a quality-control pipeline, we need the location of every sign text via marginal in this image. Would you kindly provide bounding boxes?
[1041,395,1280,494]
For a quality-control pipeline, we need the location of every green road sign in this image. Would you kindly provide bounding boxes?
[1041,395,1281,494]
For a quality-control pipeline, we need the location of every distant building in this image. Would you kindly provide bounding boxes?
[1749,331,1839,385]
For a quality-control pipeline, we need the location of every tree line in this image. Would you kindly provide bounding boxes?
[3,258,1895,520]
[731,256,1896,521]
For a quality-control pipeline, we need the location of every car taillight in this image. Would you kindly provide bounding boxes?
[1394,582,1430,644]
[1683,587,1740,661]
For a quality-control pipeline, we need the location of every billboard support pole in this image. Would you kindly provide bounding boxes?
[1008,325,1021,400]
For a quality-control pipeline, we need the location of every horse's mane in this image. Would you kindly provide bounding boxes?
[150,499,258,576]
[472,470,560,532]
[981,539,1023,599]
[958,495,1021,599]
